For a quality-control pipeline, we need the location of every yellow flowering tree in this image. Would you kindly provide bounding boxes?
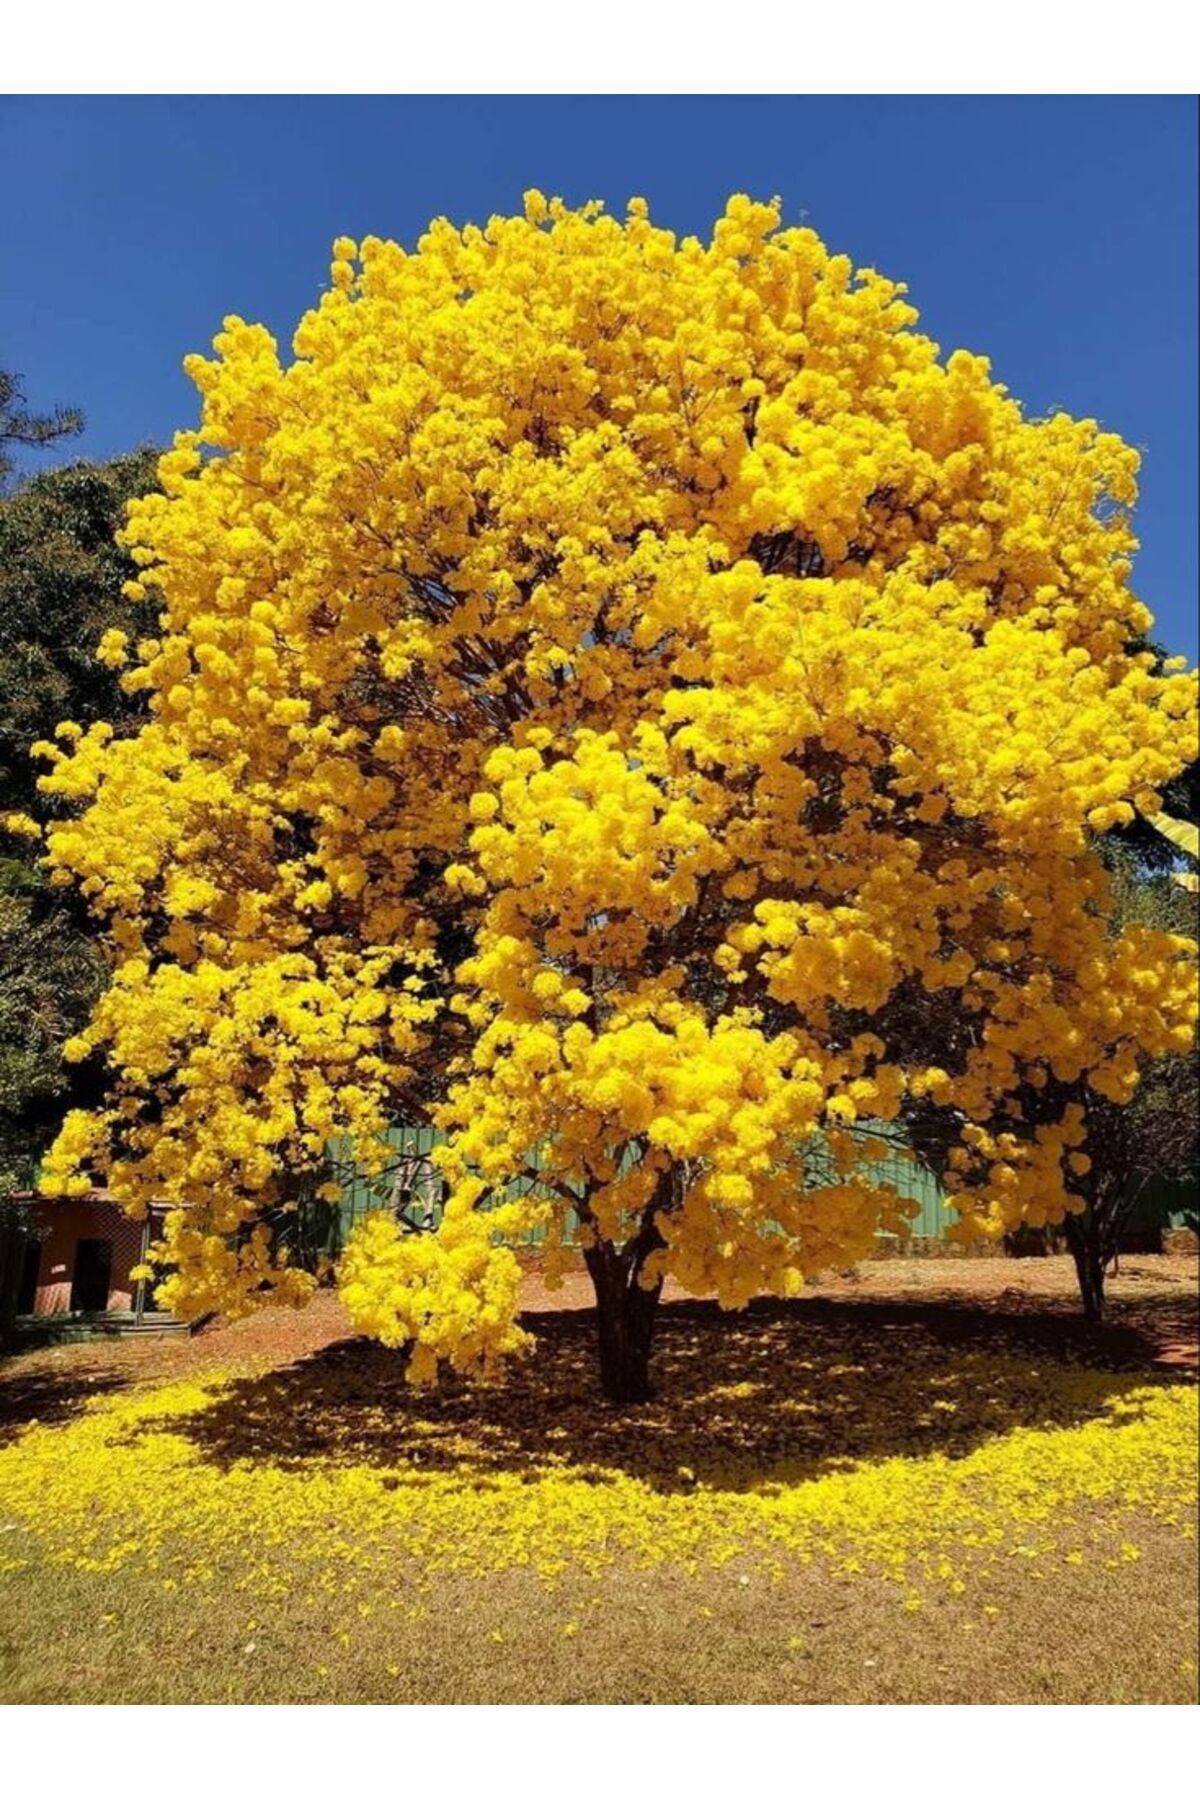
[34,195,1197,1400]
[1057,844,1198,1317]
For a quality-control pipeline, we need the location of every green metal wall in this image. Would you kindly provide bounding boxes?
[327,1124,957,1245]
[326,1125,562,1249]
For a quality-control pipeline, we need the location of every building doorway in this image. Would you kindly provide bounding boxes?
[70,1238,113,1313]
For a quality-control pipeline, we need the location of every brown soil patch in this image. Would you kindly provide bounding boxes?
[3,1253,1194,1444]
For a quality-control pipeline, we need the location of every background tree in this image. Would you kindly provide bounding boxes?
[0,449,160,1199]
[1,450,160,818]
[912,773,1199,1304]
[35,197,1198,1402]
[0,865,108,1196]
[1053,824,1198,1319]
[0,369,82,492]
[1070,759,1199,1314]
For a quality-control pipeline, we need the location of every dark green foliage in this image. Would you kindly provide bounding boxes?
[0,872,107,1194]
[0,441,160,1200]
[0,448,160,817]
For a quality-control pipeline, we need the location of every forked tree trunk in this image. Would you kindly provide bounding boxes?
[583,1240,664,1405]
[1066,1209,1110,1323]
[1069,1232,1106,1322]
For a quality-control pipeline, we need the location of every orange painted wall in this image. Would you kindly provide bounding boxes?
[27,1200,145,1316]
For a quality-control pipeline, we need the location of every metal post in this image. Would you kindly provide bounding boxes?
[134,1211,151,1325]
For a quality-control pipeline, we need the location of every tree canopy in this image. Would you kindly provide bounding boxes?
[31,196,1198,1398]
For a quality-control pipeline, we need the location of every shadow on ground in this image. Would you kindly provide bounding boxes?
[0,1364,129,1446]
[159,1290,1197,1494]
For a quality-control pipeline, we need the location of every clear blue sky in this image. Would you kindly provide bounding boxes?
[2,95,1195,659]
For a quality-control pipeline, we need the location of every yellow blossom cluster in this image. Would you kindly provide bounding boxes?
[336,1206,531,1381]
[32,193,1198,1372]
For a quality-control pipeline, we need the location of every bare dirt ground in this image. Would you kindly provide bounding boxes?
[3,1252,1195,1443]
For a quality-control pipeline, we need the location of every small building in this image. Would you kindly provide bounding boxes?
[11,1191,184,1335]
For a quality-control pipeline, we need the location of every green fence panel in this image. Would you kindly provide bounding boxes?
[325,1126,569,1247]
[326,1123,957,1246]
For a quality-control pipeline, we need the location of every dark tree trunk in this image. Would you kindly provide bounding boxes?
[1065,1152,1144,1324]
[1068,1229,1106,1321]
[583,1240,663,1405]
[1066,1209,1110,1323]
